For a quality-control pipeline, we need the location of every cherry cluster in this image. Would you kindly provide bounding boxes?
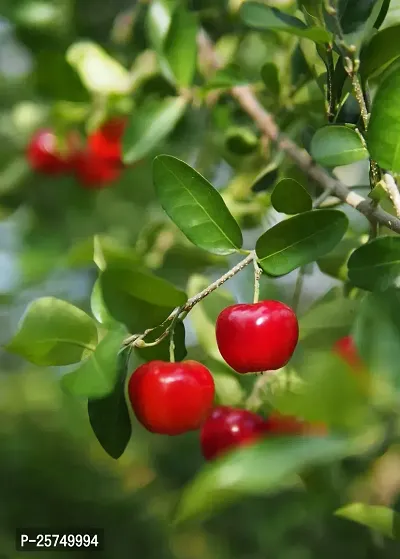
[128,300,362,461]
[26,118,127,188]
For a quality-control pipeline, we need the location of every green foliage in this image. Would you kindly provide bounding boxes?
[256,210,348,276]
[163,6,197,87]
[271,178,312,214]
[361,24,400,79]
[335,503,400,540]
[310,126,369,167]
[348,237,400,291]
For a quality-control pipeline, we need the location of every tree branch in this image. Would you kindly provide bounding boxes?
[382,174,400,219]
[197,30,400,235]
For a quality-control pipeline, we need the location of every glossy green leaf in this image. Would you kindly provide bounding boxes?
[206,64,250,90]
[327,0,380,34]
[374,0,391,28]
[260,63,280,98]
[361,25,400,79]
[256,210,348,276]
[62,328,128,399]
[88,347,135,459]
[5,297,98,366]
[368,67,400,173]
[348,237,400,291]
[66,42,132,95]
[146,0,176,51]
[353,290,400,394]
[136,321,187,362]
[90,279,116,326]
[100,266,187,333]
[123,97,187,164]
[317,237,361,281]
[271,179,312,214]
[153,155,243,255]
[335,503,400,540]
[175,435,351,523]
[311,126,368,167]
[240,3,331,43]
[225,128,259,155]
[163,7,197,87]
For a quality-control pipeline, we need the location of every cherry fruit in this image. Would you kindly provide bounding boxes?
[27,128,78,175]
[128,360,215,435]
[87,118,127,165]
[264,412,327,437]
[74,148,121,188]
[200,406,268,461]
[333,336,363,371]
[216,300,299,373]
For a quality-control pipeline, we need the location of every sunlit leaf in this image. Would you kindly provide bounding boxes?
[163,6,197,87]
[311,126,368,167]
[335,503,400,540]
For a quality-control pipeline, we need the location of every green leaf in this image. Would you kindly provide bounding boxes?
[317,237,361,281]
[62,328,128,399]
[66,41,132,95]
[123,97,187,164]
[328,0,380,34]
[240,3,331,43]
[225,128,259,155]
[361,25,400,79]
[100,266,187,333]
[368,67,400,173]
[348,237,400,291]
[260,63,280,98]
[163,7,197,87]
[374,0,391,28]
[251,165,279,193]
[93,235,141,272]
[206,64,251,90]
[90,279,116,326]
[153,155,243,255]
[271,179,312,214]
[256,210,348,276]
[88,347,135,459]
[175,435,351,523]
[310,126,368,167]
[136,321,187,362]
[5,297,98,366]
[335,503,400,540]
[353,290,400,393]
[146,0,177,51]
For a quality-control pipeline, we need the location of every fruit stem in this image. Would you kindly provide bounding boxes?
[253,257,262,304]
[169,330,175,363]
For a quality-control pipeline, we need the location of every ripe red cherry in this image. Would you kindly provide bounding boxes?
[74,148,121,188]
[200,406,268,461]
[27,128,78,174]
[264,412,327,437]
[87,118,127,164]
[216,300,299,373]
[333,336,363,371]
[128,360,215,435]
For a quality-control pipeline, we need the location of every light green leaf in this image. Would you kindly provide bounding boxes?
[175,435,352,523]
[335,503,400,540]
[123,97,187,164]
[66,41,132,95]
[206,64,251,90]
[311,126,368,167]
[240,3,331,43]
[368,67,400,173]
[163,7,197,87]
[90,279,116,326]
[256,210,348,276]
[317,237,361,281]
[5,297,98,366]
[153,155,243,255]
[348,237,400,291]
[361,24,400,79]
[146,0,177,51]
[93,235,141,271]
[62,328,128,398]
[271,179,312,214]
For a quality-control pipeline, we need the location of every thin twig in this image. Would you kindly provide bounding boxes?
[197,30,400,234]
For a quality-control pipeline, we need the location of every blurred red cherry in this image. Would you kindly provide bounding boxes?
[87,118,127,165]
[74,148,121,188]
[333,336,364,371]
[27,128,79,175]
[200,406,268,461]
[264,412,327,437]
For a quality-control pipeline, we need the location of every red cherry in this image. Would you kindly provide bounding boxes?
[264,412,327,437]
[200,406,268,461]
[128,360,215,435]
[333,336,363,371]
[74,148,121,189]
[216,300,299,373]
[27,128,79,174]
[87,118,127,164]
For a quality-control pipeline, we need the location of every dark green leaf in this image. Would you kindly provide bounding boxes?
[317,237,361,281]
[251,166,279,193]
[100,266,187,333]
[260,63,280,98]
[368,67,400,173]
[361,25,400,79]
[153,155,243,255]
[353,290,400,393]
[146,0,177,51]
[136,321,187,362]
[175,435,352,523]
[311,126,368,167]
[62,328,128,398]
[348,236,400,291]
[88,347,135,459]
[206,64,251,90]
[240,3,331,43]
[163,7,197,87]
[271,179,312,214]
[5,297,98,366]
[335,503,400,539]
[256,210,348,276]
[325,0,379,34]
[123,97,187,164]
[225,128,259,155]
[299,0,324,26]
[373,0,391,28]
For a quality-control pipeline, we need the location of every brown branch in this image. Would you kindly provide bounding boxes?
[197,30,400,235]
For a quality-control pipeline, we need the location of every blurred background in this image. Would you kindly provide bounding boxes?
[1,0,400,557]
